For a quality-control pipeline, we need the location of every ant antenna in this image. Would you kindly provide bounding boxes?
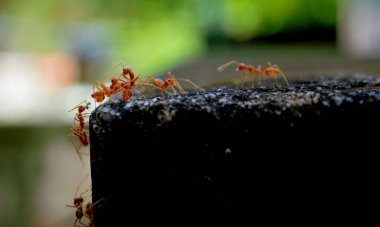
[68,101,90,112]
[75,174,90,197]
[217,60,239,72]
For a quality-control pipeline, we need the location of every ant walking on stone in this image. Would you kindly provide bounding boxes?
[217,60,289,88]
[68,101,91,160]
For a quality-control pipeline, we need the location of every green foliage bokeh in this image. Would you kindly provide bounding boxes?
[0,0,337,77]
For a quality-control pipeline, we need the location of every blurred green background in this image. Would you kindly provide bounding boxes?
[1,0,380,226]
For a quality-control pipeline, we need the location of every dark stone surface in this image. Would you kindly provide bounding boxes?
[90,76,380,224]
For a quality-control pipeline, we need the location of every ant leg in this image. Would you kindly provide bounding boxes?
[153,85,174,95]
[257,74,262,86]
[168,84,177,95]
[264,62,272,69]
[108,63,125,75]
[81,113,91,118]
[106,63,125,78]
[176,78,205,92]
[274,77,280,88]
[173,79,187,94]
[272,65,289,85]
[68,133,90,161]
[69,100,88,112]
[134,83,152,97]
[68,135,83,161]
[74,222,85,227]
[241,71,248,88]
[145,77,154,97]
[78,218,87,227]
[74,218,81,227]
[133,88,146,98]
[92,198,105,207]
[217,60,240,72]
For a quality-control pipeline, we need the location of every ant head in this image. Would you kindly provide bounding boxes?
[123,68,134,79]
[78,106,86,113]
[167,78,176,86]
[111,77,119,84]
[246,65,254,73]
[74,197,84,206]
[122,68,130,75]
[78,102,90,112]
[236,63,247,71]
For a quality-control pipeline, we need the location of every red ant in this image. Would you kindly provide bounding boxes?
[146,72,204,95]
[91,65,145,103]
[109,63,135,80]
[114,66,154,101]
[84,198,105,227]
[66,175,91,227]
[119,65,135,81]
[115,65,155,101]
[69,101,91,129]
[122,75,154,101]
[217,60,289,88]
[91,81,112,104]
[69,101,91,160]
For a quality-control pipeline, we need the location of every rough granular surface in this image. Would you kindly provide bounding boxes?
[90,76,380,224]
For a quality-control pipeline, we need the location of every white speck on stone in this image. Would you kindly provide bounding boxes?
[102,106,110,113]
[124,102,134,109]
[202,106,212,113]
[345,97,353,103]
[152,97,159,102]
[332,95,344,106]
[205,93,216,99]
[313,93,321,103]
[219,97,229,103]
[157,108,176,125]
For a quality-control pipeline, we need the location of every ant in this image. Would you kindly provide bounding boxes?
[91,81,112,105]
[114,73,150,101]
[84,198,105,227]
[146,72,204,95]
[66,175,91,227]
[119,64,135,81]
[70,125,89,152]
[217,60,289,88]
[91,65,145,104]
[69,101,91,160]
[115,65,156,101]
[107,63,135,81]
[69,101,91,129]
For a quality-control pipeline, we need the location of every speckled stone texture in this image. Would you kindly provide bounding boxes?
[90,76,380,224]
